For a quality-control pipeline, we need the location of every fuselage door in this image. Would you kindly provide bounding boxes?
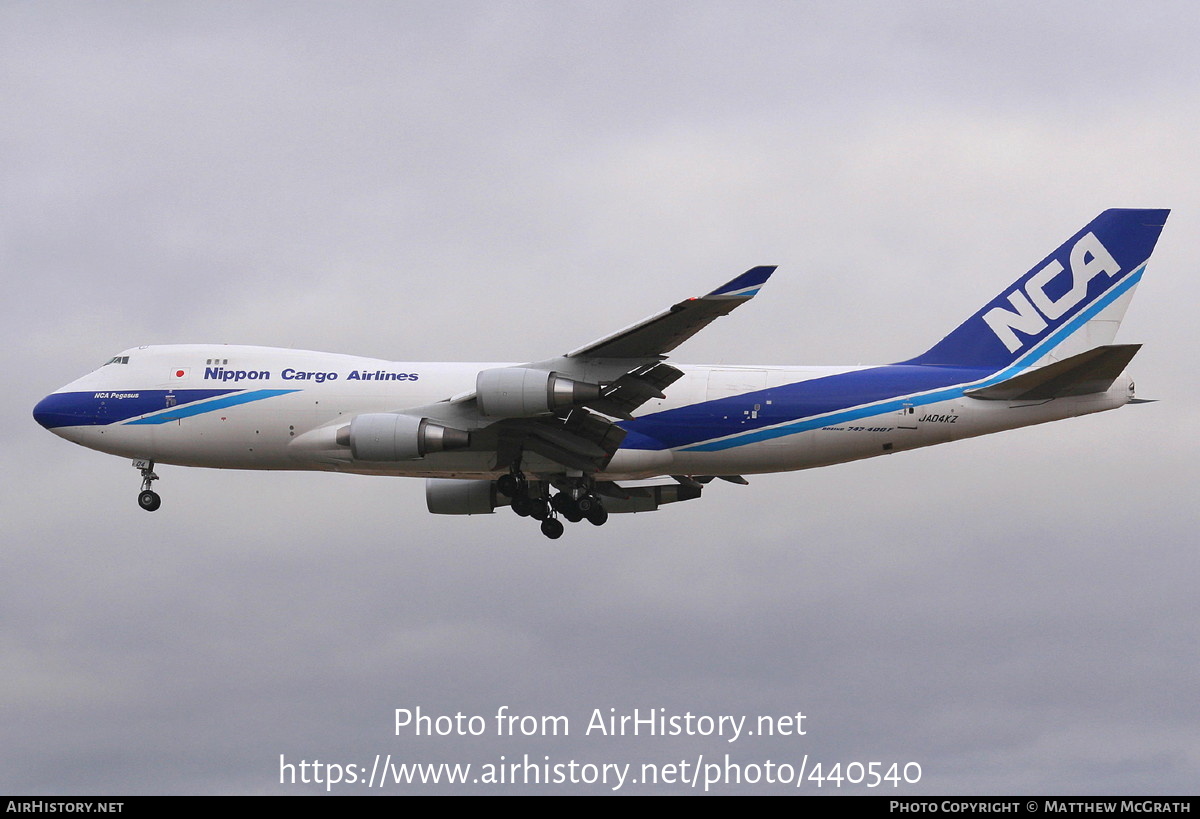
[706,368,767,403]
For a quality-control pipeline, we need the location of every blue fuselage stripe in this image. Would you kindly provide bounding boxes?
[124,389,299,424]
[32,389,237,429]
[620,264,1144,453]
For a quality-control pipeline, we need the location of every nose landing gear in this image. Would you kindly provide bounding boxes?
[134,460,161,512]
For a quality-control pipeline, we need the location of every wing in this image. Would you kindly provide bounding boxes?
[565,265,777,358]
[353,266,777,475]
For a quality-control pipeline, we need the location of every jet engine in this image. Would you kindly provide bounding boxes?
[475,367,602,417]
[425,478,505,515]
[338,414,470,461]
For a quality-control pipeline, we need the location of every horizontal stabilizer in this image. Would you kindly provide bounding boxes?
[965,344,1140,401]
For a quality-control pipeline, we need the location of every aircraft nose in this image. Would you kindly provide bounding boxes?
[33,394,58,430]
[33,391,93,432]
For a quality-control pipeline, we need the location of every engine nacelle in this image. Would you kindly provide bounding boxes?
[338,414,470,461]
[425,478,505,515]
[476,367,602,417]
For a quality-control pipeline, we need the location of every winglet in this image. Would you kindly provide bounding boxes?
[706,265,776,299]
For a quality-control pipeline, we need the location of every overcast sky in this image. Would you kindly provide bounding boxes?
[4,1,1198,794]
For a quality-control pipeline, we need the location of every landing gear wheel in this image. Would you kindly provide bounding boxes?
[530,498,550,521]
[511,495,532,517]
[585,506,608,526]
[576,494,597,514]
[540,518,564,539]
[134,460,161,511]
[496,473,520,497]
[552,492,582,521]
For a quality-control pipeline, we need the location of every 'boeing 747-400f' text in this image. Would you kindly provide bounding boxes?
[34,209,1168,538]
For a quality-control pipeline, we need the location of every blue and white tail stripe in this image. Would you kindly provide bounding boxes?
[965,261,1146,393]
[906,209,1167,369]
[618,209,1167,454]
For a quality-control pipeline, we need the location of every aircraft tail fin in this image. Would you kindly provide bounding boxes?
[904,209,1168,373]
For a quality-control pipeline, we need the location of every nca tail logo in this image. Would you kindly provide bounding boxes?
[983,232,1121,353]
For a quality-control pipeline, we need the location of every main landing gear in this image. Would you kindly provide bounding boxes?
[134,460,161,512]
[498,469,607,539]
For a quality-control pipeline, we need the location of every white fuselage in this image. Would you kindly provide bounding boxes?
[40,344,1132,482]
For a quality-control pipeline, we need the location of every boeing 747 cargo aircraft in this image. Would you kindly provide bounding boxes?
[34,209,1168,538]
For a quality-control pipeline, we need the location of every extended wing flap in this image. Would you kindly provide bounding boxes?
[584,362,684,419]
[488,408,628,472]
[965,344,1141,401]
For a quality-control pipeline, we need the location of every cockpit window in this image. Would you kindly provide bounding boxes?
[103,356,130,365]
